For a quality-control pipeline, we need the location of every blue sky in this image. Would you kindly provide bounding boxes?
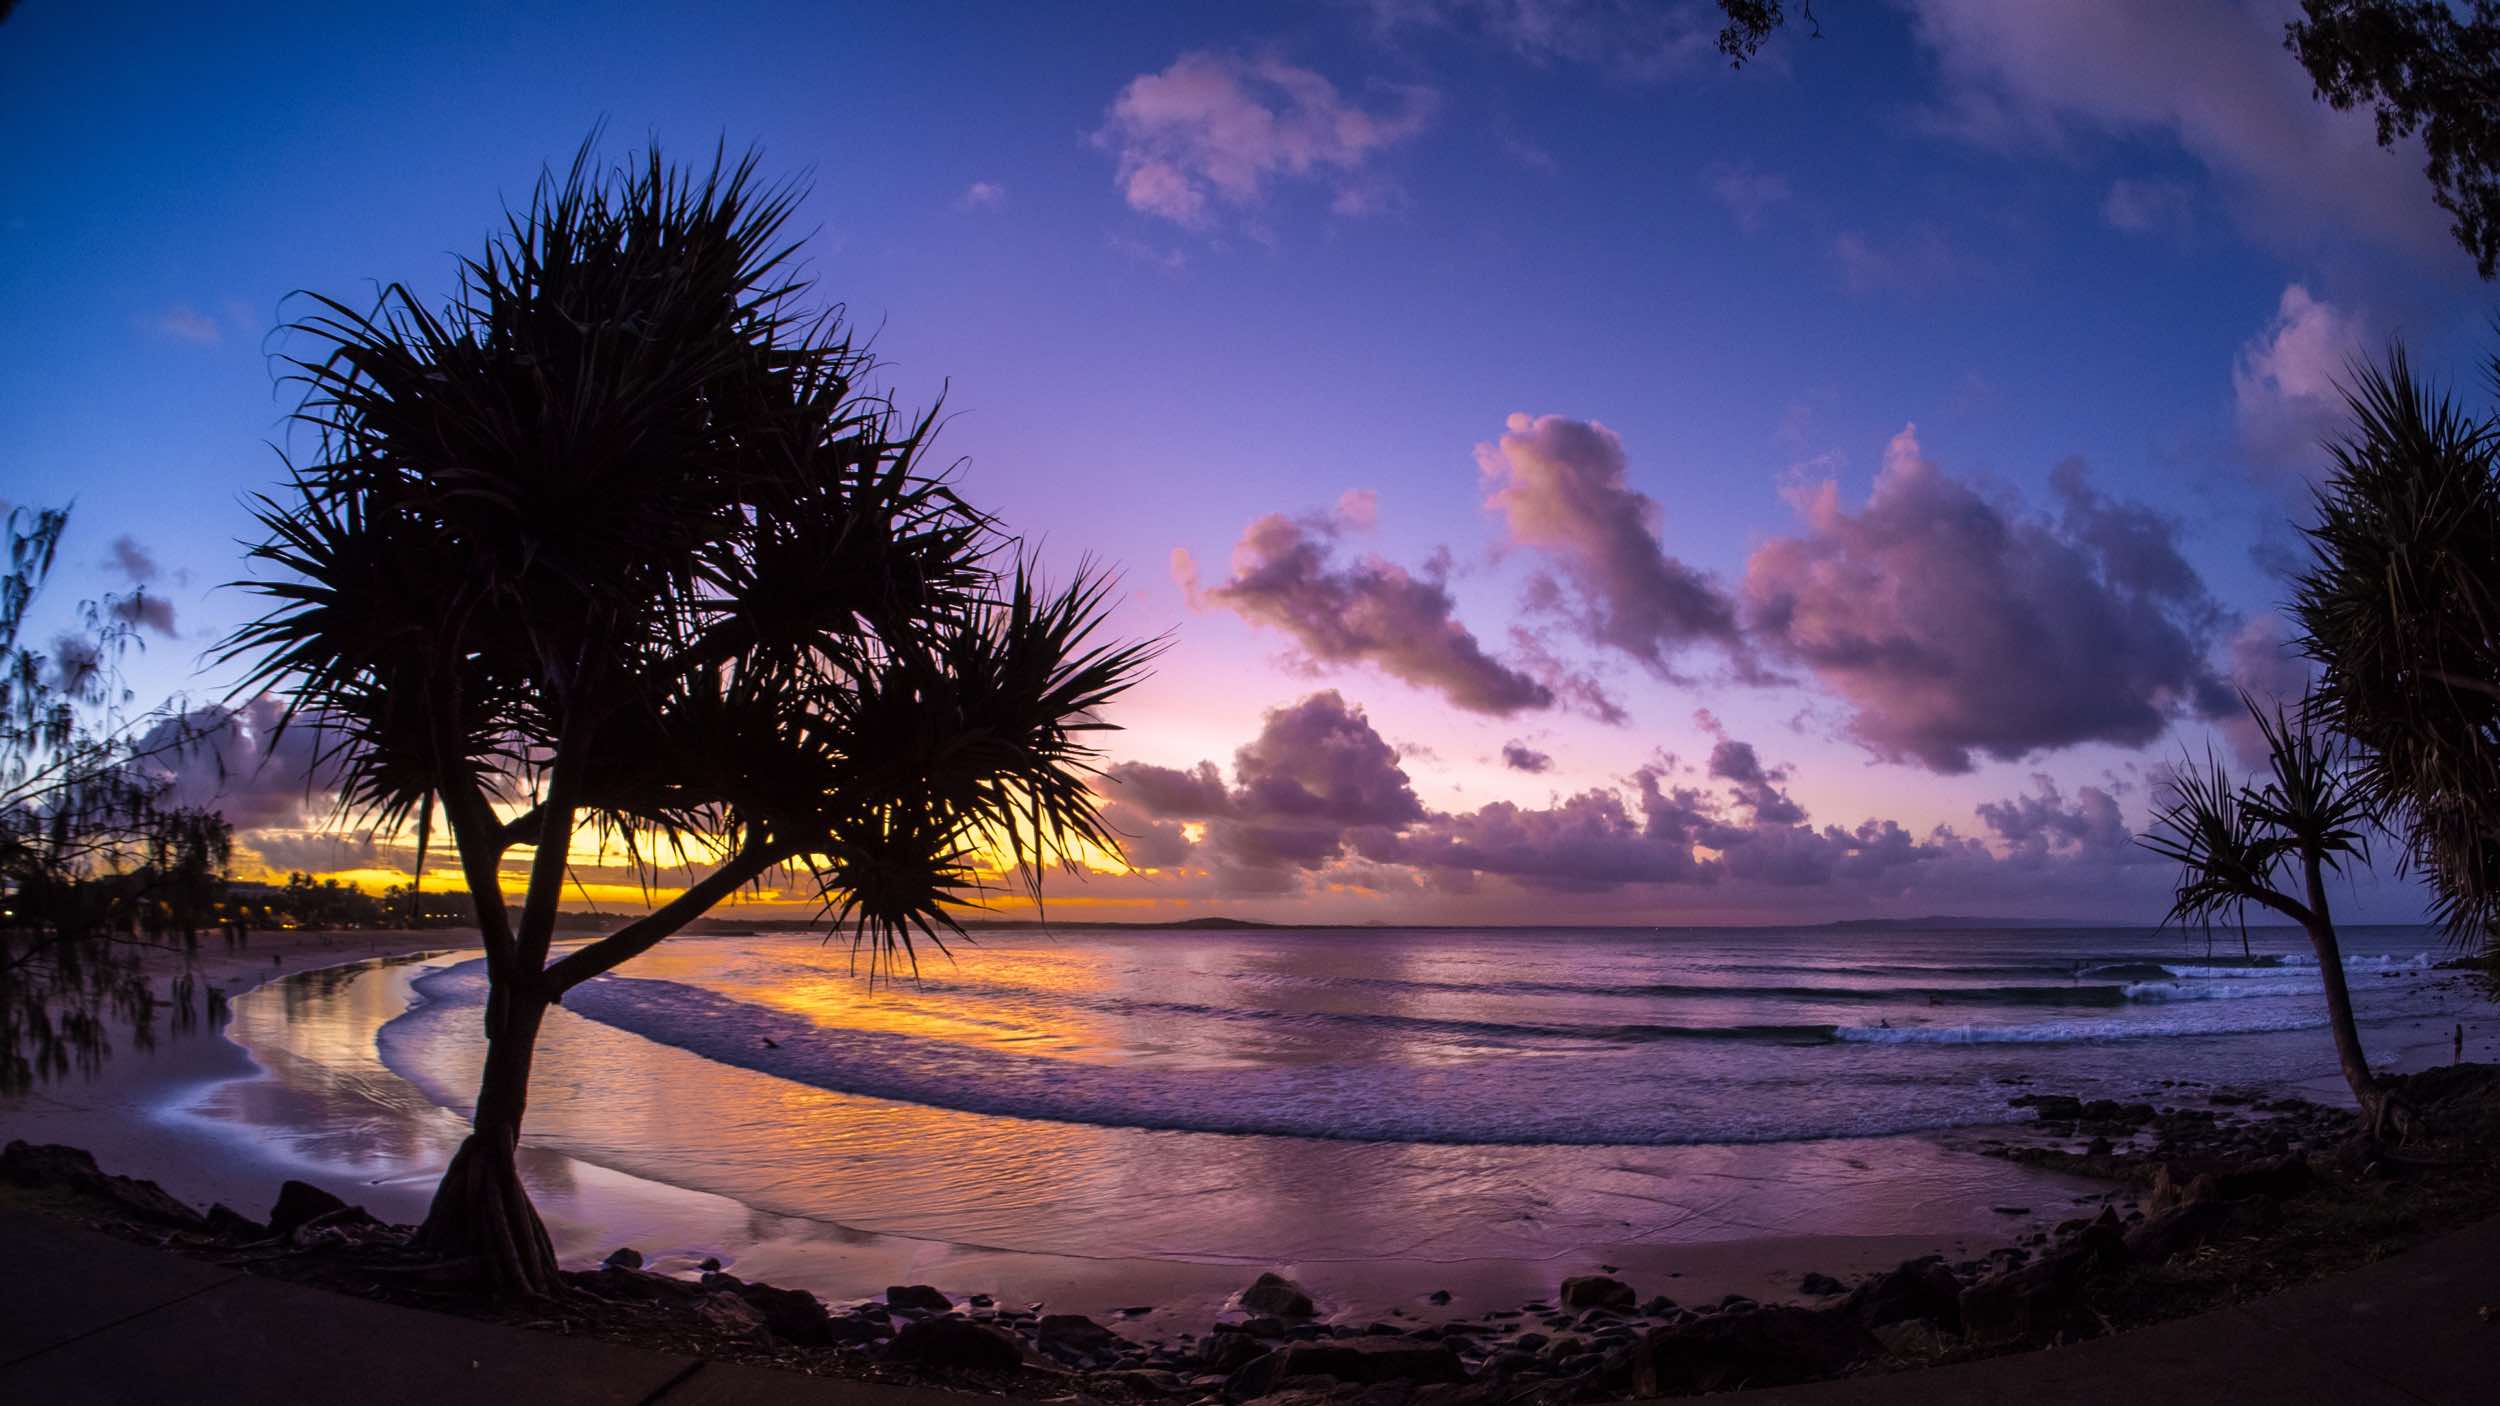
[1,1,2483,922]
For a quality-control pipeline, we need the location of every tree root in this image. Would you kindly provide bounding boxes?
[415,1130,559,1296]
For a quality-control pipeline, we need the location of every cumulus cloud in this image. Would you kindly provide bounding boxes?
[137,696,345,832]
[1742,425,2230,773]
[1105,690,1971,899]
[1499,741,1552,773]
[1977,774,2138,861]
[1096,51,1436,230]
[956,180,1005,212]
[2235,284,2371,480]
[1180,503,1556,715]
[1705,162,1791,231]
[1902,0,2447,260]
[1478,413,1747,680]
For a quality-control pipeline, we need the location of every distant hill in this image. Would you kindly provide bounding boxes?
[1815,914,2100,931]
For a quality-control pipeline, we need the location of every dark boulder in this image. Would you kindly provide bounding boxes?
[2,1141,204,1228]
[1202,1333,1273,1374]
[1039,1313,1125,1356]
[2213,1152,2312,1203]
[1843,1255,1963,1333]
[1224,1338,1467,1399]
[601,1246,644,1270]
[886,1283,953,1314]
[734,1279,838,1346]
[202,1203,269,1241]
[1241,1272,1316,1318]
[1798,1272,1847,1297]
[1556,1275,1636,1311]
[1615,1305,1875,1396]
[268,1179,359,1236]
[1959,1214,2127,1346]
[890,1316,1024,1372]
[2008,1094,2084,1121]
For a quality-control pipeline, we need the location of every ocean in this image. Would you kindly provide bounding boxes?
[322,921,2479,1294]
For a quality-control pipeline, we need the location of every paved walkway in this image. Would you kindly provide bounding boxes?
[0,1210,2491,1404]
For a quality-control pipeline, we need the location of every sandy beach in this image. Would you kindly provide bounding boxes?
[19,922,2480,1340]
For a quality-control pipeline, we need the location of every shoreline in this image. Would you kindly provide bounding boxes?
[4,931,2108,1330]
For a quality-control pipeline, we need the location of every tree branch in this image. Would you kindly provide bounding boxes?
[539,842,778,995]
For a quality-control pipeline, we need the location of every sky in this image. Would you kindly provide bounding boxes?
[1,0,2486,926]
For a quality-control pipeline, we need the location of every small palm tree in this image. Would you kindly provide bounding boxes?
[2293,346,2500,945]
[2141,699,2407,1143]
[224,140,1154,1292]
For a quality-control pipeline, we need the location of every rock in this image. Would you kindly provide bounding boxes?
[1224,1338,1467,1399]
[1616,1306,1875,1396]
[2008,1094,2084,1121]
[1241,1272,1317,1318]
[202,1203,269,1241]
[1798,1272,1847,1297]
[1236,1315,1288,1338]
[1426,1289,1452,1305]
[568,1265,706,1304]
[1039,1313,1125,1356]
[2123,1199,2234,1265]
[1843,1255,1962,1333]
[602,1246,645,1270]
[734,1279,838,1346]
[698,1256,722,1271]
[886,1283,953,1314]
[697,1291,767,1337]
[1556,1275,1636,1311]
[267,1179,354,1236]
[1202,1333,1272,1374]
[2213,1152,2312,1203]
[1,1141,204,1229]
[1958,1215,2127,1346]
[1638,1295,1676,1315]
[1513,1332,1549,1352]
[890,1316,1024,1372]
[1872,1319,1954,1357]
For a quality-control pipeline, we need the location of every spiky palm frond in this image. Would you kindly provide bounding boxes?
[2292,342,2500,942]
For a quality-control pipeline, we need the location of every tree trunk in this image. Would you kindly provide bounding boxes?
[415,985,559,1293]
[2300,858,2407,1145]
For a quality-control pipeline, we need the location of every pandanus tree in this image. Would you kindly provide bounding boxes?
[2141,702,2408,1142]
[224,143,1154,1292]
[2291,347,2500,946]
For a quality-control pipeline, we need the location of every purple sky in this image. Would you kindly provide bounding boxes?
[0,1,2479,924]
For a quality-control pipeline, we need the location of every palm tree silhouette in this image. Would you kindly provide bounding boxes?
[225,139,1155,1291]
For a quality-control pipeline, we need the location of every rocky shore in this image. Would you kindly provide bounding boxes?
[7,1062,2497,1403]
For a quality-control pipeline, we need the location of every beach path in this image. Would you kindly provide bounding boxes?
[0,1207,2491,1404]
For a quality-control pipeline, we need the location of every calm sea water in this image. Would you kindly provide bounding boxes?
[344,922,2477,1274]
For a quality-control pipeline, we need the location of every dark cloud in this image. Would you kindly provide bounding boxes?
[1705,737,1806,826]
[1742,427,2229,773]
[137,695,344,832]
[107,536,160,583]
[1478,413,1748,679]
[108,588,177,638]
[1499,741,1551,773]
[1180,506,1556,715]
